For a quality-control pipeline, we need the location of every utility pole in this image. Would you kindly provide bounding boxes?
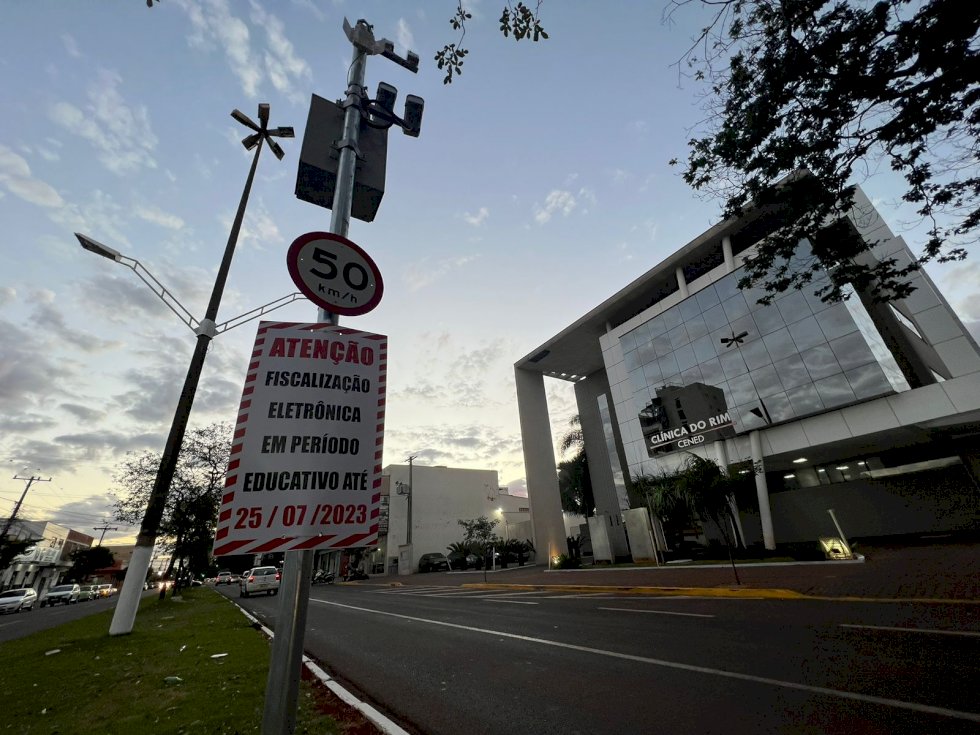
[1,474,51,538]
[263,18,423,735]
[92,521,119,546]
[406,454,417,545]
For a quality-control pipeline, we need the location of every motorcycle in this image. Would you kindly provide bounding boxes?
[311,569,335,585]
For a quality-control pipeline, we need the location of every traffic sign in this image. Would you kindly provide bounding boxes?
[213,321,387,556]
[286,231,384,316]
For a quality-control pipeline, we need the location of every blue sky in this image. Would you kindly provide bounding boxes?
[2,1,976,545]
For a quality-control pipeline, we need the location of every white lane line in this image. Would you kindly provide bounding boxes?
[311,598,980,723]
[478,590,553,598]
[598,607,715,618]
[425,591,499,598]
[840,624,980,638]
[484,599,539,605]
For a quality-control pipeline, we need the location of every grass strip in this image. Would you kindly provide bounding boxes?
[0,587,360,734]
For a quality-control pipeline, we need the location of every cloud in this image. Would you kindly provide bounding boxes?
[533,189,577,224]
[0,317,79,408]
[0,144,63,207]
[291,0,326,21]
[27,290,121,353]
[61,33,82,58]
[384,423,524,474]
[250,1,313,104]
[462,207,489,227]
[181,0,261,97]
[396,18,415,52]
[232,197,284,249]
[135,204,185,230]
[60,403,108,423]
[0,286,15,306]
[49,70,158,175]
[178,0,311,103]
[404,254,479,292]
[0,414,58,434]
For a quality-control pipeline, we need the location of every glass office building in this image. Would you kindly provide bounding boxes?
[515,181,980,560]
[619,241,909,462]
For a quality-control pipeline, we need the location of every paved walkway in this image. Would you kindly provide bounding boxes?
[375,540,979,601]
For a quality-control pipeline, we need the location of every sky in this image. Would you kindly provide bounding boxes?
[1,0,977,547]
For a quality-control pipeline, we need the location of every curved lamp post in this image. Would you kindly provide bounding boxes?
[79,103,294,637]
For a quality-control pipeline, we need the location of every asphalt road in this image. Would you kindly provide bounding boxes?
[0,594,125,643]
[227,583,980,735]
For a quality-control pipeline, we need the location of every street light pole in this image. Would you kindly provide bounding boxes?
[100,104,292,637]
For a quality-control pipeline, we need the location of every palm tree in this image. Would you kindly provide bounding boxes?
[557,415,595,517]
[636,455,744,584]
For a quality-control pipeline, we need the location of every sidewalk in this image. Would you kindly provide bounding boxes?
[376,540,979,602]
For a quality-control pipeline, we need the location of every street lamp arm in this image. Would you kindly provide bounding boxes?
[214,292,306,334]
[120,255,201,333]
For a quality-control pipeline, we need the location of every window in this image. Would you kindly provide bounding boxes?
[888,303,924,339]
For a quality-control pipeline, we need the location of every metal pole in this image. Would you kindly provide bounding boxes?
[110,133,266,637]
[264,26,368,735]
[407,456,414,545]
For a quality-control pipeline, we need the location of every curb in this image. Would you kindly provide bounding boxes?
[459,583,807,599]
[230,598,410,735]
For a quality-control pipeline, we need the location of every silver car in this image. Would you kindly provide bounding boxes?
[40,583,80,607]
[0,588,38,614]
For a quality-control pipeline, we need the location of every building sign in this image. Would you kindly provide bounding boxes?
[213,321,386,556]
[640,383,736,456]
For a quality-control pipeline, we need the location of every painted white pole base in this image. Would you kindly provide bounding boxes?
[109,543,154,636]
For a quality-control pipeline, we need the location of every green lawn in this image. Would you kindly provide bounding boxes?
[0,587,357,734]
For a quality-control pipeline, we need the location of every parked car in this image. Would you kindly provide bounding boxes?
[418,552,451,573]
[79,584,99,601]
[215,571,233,585]
[96,584,117,598]
[40,584,80,606]
[240,566,280,597]
[0,588,37,614]
[446,551,481,570]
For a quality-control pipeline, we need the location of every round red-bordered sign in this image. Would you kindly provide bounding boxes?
[286,232,384,317]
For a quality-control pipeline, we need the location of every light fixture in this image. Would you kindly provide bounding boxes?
[783,474,795,479]
[817,468,827,472]
[792,457,808,464]
[739,470,750,475]
[835,466,849,470]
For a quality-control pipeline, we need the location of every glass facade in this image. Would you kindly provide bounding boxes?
[620,263,897,450]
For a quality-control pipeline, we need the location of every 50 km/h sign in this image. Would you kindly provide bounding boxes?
[213,321,387,556]
[287,231,384,316]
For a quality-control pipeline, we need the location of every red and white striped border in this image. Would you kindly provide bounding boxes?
[213,321,387,556]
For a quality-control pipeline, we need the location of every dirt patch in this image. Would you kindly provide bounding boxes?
[299,665,384,735]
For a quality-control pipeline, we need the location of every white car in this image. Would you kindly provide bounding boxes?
[239,566,280,597]
[0,588,38,614]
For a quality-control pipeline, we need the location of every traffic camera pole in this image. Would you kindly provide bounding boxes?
[262,22,369,735]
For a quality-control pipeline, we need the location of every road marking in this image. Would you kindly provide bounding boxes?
[840,624,980,638]
[484,599,539,605]
[311,598,980,723]
[598,607,715,618]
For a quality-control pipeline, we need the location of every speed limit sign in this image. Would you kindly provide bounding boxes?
[286,232,384,316]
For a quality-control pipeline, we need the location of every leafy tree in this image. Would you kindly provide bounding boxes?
[68,546,115,581]
[436,1,549,84]
[457,516,501,558]
[636,455,744,583]
[557,415,595,516]
[669,0,977,304]
[112,422,232,576]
